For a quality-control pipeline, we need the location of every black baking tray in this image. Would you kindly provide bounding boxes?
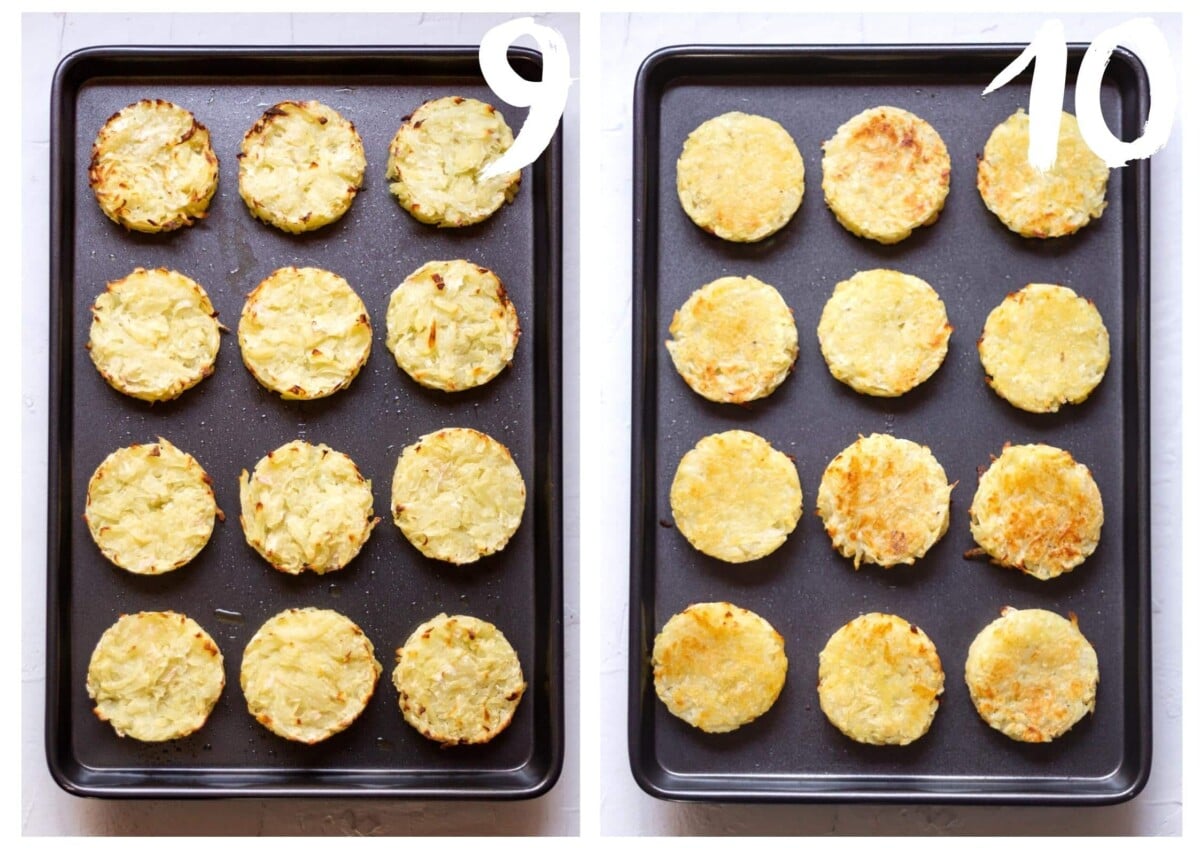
[629,44,1150,804]
[47,45,562,798]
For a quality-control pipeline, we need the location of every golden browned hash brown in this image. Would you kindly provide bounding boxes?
[977,109,1109,238]
[669,430,802,563]
[818,612,944,745]
[821,105,950,243]
[817,269,952,397]
[977,283,1110,413]
[817,433,953,568]
[652,601,788,733]
[665,275,798,404]
[965,607,1098,743]
[969,443,1103,580]
[675,111,805,242]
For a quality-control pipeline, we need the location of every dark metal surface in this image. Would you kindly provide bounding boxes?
[629,44,1150,804]
[48,46,562,799]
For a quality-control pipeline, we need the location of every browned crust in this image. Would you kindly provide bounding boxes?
[88,99,218,233]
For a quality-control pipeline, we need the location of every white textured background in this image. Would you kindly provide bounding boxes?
[587,12,1182,836]
[21,12,579,836]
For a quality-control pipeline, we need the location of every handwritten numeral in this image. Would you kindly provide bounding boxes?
[478,17,573,180]
[984,18,1175,169]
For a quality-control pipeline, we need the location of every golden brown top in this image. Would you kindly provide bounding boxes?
[977,109,1108,238]
[653,601,788,733]
[675,111,805,242]
[821,105,950,243]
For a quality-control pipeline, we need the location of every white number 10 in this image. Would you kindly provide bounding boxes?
[983,17,1175,170]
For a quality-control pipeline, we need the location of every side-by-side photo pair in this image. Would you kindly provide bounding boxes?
[19,9,1183,839]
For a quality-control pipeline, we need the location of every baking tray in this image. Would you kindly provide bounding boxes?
[629,44,1150,804]
[47,45,562,798]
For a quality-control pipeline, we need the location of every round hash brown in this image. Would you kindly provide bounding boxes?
[821,105,950,243]
[817,269,952,397]
[977,109,1109,238]
[965,607,1099,743]
[978,283,1110,413]
[238,266,372,400]
[665,275,799,404]
[385,259,520,392]
[818,612,944,746]
[87,611,224,742]
[88,267,221,402]
[669,430,802,563]
[240,607,381,744]
[386,95,521,227]
[969,443,1103,580]
[817,433,953,568]
[391,427,526,564]
[653,601,788,733]
[88,99,218,233]
[394,613,526,745]
[675,111,805,242]
[84,438,220,575]
[239,440,379,576]
[237,100,366,233]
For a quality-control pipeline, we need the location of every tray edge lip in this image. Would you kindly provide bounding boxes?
[45,41,564,802]
[627,40,1154,806]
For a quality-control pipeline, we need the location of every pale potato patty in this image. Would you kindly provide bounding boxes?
[965,607,1098,743]
[241,607,381,744]
[818,613,944,746]
[817,433,953,568]
[386,96,520,227]
[84,438,220,575]
[817,269,952,397]
[666,275,798,404]
[394,613,526,745]
[239,440,379,576]
[391,428,526,564]
[969,443,1103,580]
[238,100,366,233]
[978,283,1110,413]
[670,430,802,563]
[653,601,788,733]
[238,266,372,400]
[87,611,224,742]
[88,99,218,233]
[977,109,1109,238]
[675,111,805,242]
[821,105,950,243]
[88,267,221,402]
[386,259,519,391]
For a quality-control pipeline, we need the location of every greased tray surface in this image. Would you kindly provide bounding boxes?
[629,45,1149,803]
[48,47,561,798]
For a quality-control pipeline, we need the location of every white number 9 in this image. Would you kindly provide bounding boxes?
[984,17,1176,170]
[478,17,572,180]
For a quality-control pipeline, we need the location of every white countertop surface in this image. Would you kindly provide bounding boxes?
[587,11,1182,836]
[20,12,580,836]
